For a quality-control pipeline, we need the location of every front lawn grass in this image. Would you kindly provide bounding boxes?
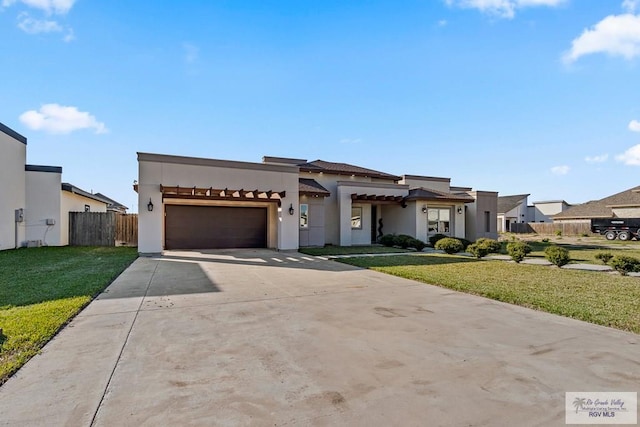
[514,241,640,264]
[339,254,640,334]
[299,245,412,256]
[0,246,138,385]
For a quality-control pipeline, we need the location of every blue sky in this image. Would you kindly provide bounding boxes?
[1,0,640,212]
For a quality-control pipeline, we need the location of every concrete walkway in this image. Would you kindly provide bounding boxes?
[0,249,638,426]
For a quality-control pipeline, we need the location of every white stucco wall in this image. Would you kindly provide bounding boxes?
[530,201,569,222]
[137,153,300,253]
[0,128,26,250]
[299,196,325,247]
[60,191,108,246]
[25,169,62,246]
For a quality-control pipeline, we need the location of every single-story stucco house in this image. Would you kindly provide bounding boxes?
[136,152,498,254]
[0,121,123,249]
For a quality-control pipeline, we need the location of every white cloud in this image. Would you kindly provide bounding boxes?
[2,0,76,15]
[17,12,61,33]
[444,0,565,19]
[551,165,570,175]
[183,43,199,64]
[340,138,362,144]
[616,144,640,165]
[629,119,640,131]
[19,104,108,134]
[563,14,640,63]
[438,19,448,27]
[585,154,609,163]
[623,0,639,13]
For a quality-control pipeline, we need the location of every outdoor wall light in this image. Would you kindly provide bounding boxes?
[457,207,463,214]
[288,204,295,215]
[421,205,427,213]
[147,198,154,212]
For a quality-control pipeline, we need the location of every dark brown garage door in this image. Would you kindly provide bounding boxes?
[165,205,267,249]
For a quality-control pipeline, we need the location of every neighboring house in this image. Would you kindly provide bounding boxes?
[0,121,114,249]
[136,152,498,254]
[527,200,571,223]
[553,186,640,224]
[497,194,529,232]
[95,193,128,213]
[0,123,27,251]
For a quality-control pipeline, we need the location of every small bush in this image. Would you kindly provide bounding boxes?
[394,234,414,249]
[467,243,489,259]
[428,234,447,247]
[434,237,464,254]
[544,245,570,267]
[506,241,531,263]
[379,234,396,247]
[555,230,562,236]
[610,255,640,276]
[457,238,472,251]
[595,252,613,265]
[475,238,502,254]
[541,238,550,243]
[410,238,426,252]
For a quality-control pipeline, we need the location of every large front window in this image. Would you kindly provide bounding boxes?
[428,208,450,235]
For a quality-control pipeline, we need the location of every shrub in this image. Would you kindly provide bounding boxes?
[410,238,426,252]
[555,230,562,236]
[457,238,472,251]
[475,238,502,254]
[541,238,550,243]
[394,234,414,249]
[544,245,570,267]
[434,237,464,254]
[595,252,613,265]
[466,243,489,259]
[428,234,447,247]
[610,255,640,276]
[506,241,531,263]
[379,234,396,247]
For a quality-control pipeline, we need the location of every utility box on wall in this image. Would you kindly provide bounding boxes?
[15,208,24,222]
[46,218,56,225]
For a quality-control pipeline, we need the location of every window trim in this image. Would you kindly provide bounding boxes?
[351,206,363,230]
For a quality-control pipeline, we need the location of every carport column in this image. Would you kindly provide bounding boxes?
[277,193,300,250]
[337,185,353,247]
[138,160,163,254]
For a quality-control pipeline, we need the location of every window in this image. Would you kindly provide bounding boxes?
[484,211,491,232]
[351,207,362,229]
[84,204,91,212]
[300,204,309,228]
[428,208,450,235]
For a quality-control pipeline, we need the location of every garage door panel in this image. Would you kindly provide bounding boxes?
[165,205,267,249]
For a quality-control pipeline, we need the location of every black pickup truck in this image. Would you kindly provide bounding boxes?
[590,218,640,241]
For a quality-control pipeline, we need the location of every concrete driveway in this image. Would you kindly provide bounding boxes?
[0,249,638,426]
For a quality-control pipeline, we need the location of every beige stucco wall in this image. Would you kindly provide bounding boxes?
[336,181,408,246]
[612,207,640,218]
[25,170,62,246]
[0,131,26,250]
[137,153,300,253]
[60,191,108,246]
[399,175,450,192]
[299,196,325,247]
[465,191,498,241]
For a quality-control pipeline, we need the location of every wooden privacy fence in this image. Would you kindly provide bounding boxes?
[510,222,593,236]
[69,212,138,246]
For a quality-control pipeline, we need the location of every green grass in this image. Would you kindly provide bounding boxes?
[298,245,412,256]
[524,241,640,264]
[339,254,640,334]
[0,246,138,384]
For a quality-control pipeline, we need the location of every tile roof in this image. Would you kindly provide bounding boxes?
[95,193,129,211]
[299,160,401,181]
[299,178,330,197]
[554,185,640,219]
[405,187,475,203]
[497,194,529,214]
[61,183,111,205]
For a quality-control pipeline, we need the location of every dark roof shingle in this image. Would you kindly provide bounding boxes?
[497,194,529,214]
[299,160,401,181]
[554,185,640,219]
[405,187,475,203]
[299,178,330,197]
